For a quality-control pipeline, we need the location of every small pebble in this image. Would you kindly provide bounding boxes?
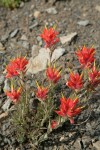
[46,7,58,15]
[10,29,19,38]
[77,20,90,26]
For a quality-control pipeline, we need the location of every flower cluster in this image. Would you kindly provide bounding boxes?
[76,46,95,68]
[5,56,28,102]
[5,86,22,103]
[55,96,82,124]
[40,27,59,48]
[89,64,100,88]
[6,57,28,78]
[46,65,61,84]
[66,72,83,90]
[36,82,48,101]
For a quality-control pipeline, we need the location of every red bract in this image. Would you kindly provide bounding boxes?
[46,65,61,84]
[89,64,100,88]
[36,82,48,100]
[51,120,58,129]
[76,46,95,68]
[6,57,28,78]
[6,62,19,78]
[40,27,59,48]
[66,72,83,90]
[5,86,22,103]
[13,57,28,72]
[55,96,81,124]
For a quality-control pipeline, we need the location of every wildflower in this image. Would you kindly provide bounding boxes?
[36,82,48,100]
[66,72,83,90]
[89,64,100,88]
[76,46,95,68]
[51,120,58,129]
[46,65,61,84]
[55,96,81,124]
[5,86,22,103]
[6,62,19,78]
[40,27,59,48]
[13,57,28,72]
[6,57,28,78]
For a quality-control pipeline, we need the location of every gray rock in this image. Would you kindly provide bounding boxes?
[20,1,24,8]
[34,11,40,18]
[73,139,81,149]
[3,79,10,93]
[0,112,8,121]
[51,47,65,62]
[0,142,5,146]
[31,45,40,58]
[31,5,35,10]
[26,48,50,74]
[37,36,42,46]
[10,29,19,38]
[86,122,92,131]
[95,5,100,12]
[18,41,29,49]
[0,75,5,85]
[46,7,58,14]
[4,138,11,145]
[60,32,77,44]
[20,35,28,41]
[0,43,5,53]
[2,99,11,111]
[27,46,65,74]
[82,136,92,148]
[77,20,90,26]
[29,21,39,30]
[1,33,9,42]
[93,141,100,150]
[37,36,42,42]
[22,41,29,49]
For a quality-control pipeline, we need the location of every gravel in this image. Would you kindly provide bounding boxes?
[0,0,100,149]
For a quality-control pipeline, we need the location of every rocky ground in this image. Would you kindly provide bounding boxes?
[0,0,100,149]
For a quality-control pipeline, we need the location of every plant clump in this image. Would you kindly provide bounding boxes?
[0,0,22,8]
[4,26,100,146]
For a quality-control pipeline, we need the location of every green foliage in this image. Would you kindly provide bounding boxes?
[0,0,21,8]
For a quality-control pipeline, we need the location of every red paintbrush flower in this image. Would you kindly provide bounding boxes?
[89,64,100,88]
[55,96,81,124]
[76,46,95,68]
[46,65,61,84]
[51,120,58,129]
[13,57,28,72]
[5,86,22,103]
[6,62,19,78]
[66,72,83,90]
[6,57,28,78]
[36,81,48,100]
[40,27,59,48]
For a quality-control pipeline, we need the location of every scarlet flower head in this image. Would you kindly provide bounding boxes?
[36,81,48,100]
[40,27,59,48]
[51,120,58,129]
[76,46,95,68]
[66,72,83,90]
[6,56,28,78]
[5,85,22,103]
[55,96,81,124]
[89,63,100,88]
[46,64,61,84]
